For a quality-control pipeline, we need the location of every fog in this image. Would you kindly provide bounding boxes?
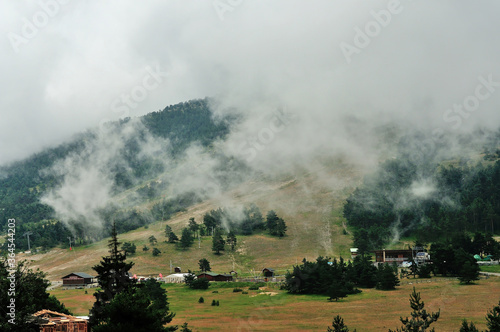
[2,1,500,232]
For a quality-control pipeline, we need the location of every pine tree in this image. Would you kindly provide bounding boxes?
[212,228,225,255]
[458,260,480,284]
[199,258,211,272]
[275,218,287,237]
[459,320,480,332]
[486,300,500,332]
[327,282,348,302]
[179,228,194,249]
[168,231,179,243]
[266,210,279,235]
[226,230,237,250]
[389,287,440,332]
[327,315,354,332]
[376,264,400,290]
[90,223,135,327]
[92,279,176,332]
[164,225,173,237]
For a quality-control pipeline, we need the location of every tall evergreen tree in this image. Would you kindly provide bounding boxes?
[486,300,500,332]
[90,223,134,327]
[275,218,287,237]
[212,228,225,255]
[376,264,400,290]
[198,258,211,272]
[164,225,173,237]
[389,287,440,332]
[92,279,176,332]
[226,230,237,251]
[168,231,179,243]
[179,228,194,249]
[266,210,279,235]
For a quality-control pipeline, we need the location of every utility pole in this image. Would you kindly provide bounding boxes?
[198,234,201,249]
[23,231,33,252]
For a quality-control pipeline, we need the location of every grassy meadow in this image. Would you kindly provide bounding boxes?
[51,276,500,331]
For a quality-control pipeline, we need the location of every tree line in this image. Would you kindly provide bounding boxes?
[345,156,500,251]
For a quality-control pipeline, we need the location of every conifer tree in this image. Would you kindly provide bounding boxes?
[90,223,134,327]
[226,230,237,250]
[376,264,400,290]
[179,228,194,249]
[212,228,225,255]
[459,320,479,332]
[266,210,279,235]
[327,315,354,332]
[389,287,440,332]
[486,300,500,332]
[276,218,287,237]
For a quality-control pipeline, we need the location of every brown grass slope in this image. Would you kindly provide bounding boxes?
[21,159,362,281]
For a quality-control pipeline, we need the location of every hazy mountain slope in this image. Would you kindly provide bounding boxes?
[23,158,362,281]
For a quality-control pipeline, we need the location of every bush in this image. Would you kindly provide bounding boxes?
[248,285,259,290]
[212,290,218,293]
[233,288,243,292]
[198,297,204,303]
[242,291,248,294]
[216,300,220,306]
[211,300,216,306]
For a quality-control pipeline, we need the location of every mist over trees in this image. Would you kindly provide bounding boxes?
[344,150,500,250]
[0,98,234,252]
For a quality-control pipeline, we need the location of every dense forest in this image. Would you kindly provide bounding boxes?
[0,98,234,251]
[344,141,500,251]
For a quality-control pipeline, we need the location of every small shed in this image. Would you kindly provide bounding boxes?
[61,272,94,287]
[174,267,182,273]
[350,248,359,259]
[262,268,275,277]
[30,309,88,332]
[197,272,233,282]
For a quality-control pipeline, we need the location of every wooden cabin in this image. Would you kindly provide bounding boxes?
[61,272,94,287]
[373,249,412,263]
[262,268,275,277]
[30,310,88,332]
[197,272,233,282]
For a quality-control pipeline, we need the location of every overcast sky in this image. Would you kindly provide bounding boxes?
[1,0,500,165]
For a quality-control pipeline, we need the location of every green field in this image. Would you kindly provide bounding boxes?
[480,265,500,273]
[51,276,500,331]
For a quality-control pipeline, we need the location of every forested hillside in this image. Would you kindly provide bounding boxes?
[344,142,500,251]
[0,98,233,250]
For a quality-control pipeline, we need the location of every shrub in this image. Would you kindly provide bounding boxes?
[198,297,204,303]
[248,285,259,290]
[242,291,248,294]
[211,300,216,306]
[212,290,218,293]
[233,288,243,292]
